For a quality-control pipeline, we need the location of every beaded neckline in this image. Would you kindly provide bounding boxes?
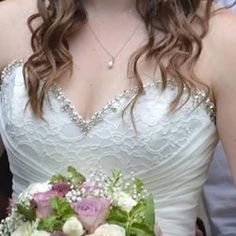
[52,81,161,134]
[0,59,25,88]
[0,59,216,134]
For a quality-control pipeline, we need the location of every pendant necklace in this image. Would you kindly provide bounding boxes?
[88,22,141,70]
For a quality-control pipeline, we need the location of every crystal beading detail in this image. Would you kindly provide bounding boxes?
[52,79,216,134]
[192,89,216,122]
[0,59,217,133]
[52,84,138,134]
[0,59,24,91]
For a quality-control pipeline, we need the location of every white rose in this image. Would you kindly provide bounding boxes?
[62,216,84,236]
[12,222,33,236]
[113,191,137,212]
[31,230,50,236]
[19,182,50,200]
[89,224,125,236]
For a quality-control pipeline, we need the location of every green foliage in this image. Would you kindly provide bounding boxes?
[16,203,36,222]
[133,178,144,194]
[51,196,76,217]
[37,216,62,232]
[130,222,155,236]
[50,174,67,184]
[50,166,86,187]
[106,195,155,236]
[37,197,77,232]
[142,195,155,231]
[107,205,128,223]
[67,166,86,186]
[108,170,123,193]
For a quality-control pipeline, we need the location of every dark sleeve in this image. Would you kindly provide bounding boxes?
[0,150,12,220]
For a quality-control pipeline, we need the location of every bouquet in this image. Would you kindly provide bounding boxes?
[0,167,162,236]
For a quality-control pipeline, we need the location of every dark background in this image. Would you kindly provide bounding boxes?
[0,152,12,220]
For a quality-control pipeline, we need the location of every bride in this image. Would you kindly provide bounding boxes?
[0,0,236,235]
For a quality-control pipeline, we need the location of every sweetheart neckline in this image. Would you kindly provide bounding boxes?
[0,59,216,134]
[52,80,163,134]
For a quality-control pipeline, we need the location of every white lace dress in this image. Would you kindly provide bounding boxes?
[0,60,218,236]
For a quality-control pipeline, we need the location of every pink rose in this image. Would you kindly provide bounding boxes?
[33,191,58,218]
[81,182,96,192]
[80,182,104,194]
[52,183,70,197]
[74,197,110,233]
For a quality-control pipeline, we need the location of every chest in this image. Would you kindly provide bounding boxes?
[1,63,214,164]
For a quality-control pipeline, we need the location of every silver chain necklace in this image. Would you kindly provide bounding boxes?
[88,22,141,69]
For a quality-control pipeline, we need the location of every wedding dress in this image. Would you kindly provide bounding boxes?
[0,59,218,236]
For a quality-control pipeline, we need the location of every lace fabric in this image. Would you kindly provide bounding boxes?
[0,60,218,236]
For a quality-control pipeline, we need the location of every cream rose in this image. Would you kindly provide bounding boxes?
[89,224,125,236]
[113,191,137,212]
[31,230,51,236]
[62,216,84,236]
[12,222,33,236]
[19,182,50,200]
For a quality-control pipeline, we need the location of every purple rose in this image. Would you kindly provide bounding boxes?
[81,182,104,193]
[33,191,58,218]
[74,197,110,233]
[81,182,95,192]
[52,182,70,197]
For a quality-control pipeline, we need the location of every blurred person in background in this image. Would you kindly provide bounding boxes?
[203,142,236,236]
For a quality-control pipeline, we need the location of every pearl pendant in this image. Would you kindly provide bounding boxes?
[108,57,115,69]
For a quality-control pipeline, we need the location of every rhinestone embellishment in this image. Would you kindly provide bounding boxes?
[52,79,216,134]
[0,59,24,90]
[0,59,217,134]
[192,89,216,122]
[52,84,138,134]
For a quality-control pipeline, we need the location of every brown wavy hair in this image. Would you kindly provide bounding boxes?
[23,0,235,119]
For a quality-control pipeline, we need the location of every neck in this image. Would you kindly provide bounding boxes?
[85,0,137,18]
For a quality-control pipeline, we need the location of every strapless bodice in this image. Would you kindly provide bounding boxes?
[0,60,218,236]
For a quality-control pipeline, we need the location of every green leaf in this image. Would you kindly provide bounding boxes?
[142,195,155,231]
[37,197,77,232]
[129,201,146,220]
[106,205,129,224]
[37,216,62,232]
[50,196,76,219]
[16,203,36,221]
[133,178,144,194]
[67,166,86,186]
[50,166,86,185]
[50,174,68,184]
[127,195,155,235]
[130,222,155,236]
[108,170,123,193]
[111,169,122,182]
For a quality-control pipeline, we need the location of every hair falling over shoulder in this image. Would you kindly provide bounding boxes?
[23,0,236,118]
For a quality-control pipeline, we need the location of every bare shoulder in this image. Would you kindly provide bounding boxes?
[209,8,236,53]
[203,8,236,180]
[0,0,37,70]
[195,7,236,95]
[208,9,236,95]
